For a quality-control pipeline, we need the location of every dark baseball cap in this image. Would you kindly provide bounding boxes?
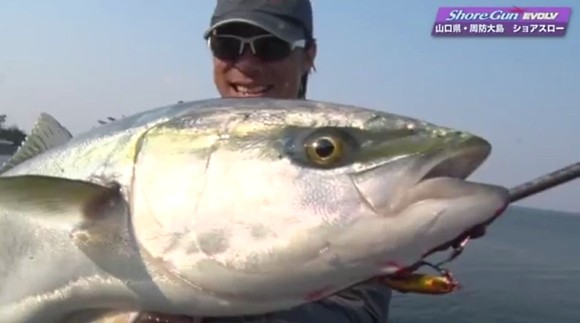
[203,0,313,43]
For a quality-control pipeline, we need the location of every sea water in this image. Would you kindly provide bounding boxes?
[389,206,580,323]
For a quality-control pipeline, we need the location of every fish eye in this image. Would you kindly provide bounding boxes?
[304,134,345,167]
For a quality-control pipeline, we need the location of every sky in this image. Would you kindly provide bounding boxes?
[0,0,578,213]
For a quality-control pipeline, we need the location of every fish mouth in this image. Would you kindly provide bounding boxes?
[397,137,510,269]
[397,138,491,212]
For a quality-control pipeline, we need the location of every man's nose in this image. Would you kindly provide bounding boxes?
[234,46,263,75]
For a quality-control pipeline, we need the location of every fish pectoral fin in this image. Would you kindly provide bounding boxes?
[0,113,73,174]
[0,174,119,214]
[0,175,127,241]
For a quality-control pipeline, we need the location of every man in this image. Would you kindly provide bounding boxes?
[139,0,392,322]
[206,0,315,100]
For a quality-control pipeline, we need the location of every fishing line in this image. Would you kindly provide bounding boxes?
[508,161,580,203]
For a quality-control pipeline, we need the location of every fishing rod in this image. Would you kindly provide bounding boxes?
[508,161,580,203]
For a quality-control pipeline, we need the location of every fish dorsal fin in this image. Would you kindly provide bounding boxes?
[0,113,73,173]
[0,175,126,242]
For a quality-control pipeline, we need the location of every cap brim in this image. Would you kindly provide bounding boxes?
[203,11,304,43]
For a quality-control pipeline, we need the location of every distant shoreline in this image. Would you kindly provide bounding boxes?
[509,204,579,217]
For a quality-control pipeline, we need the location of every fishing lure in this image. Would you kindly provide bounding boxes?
[379,236,470,295]
[380,265,460,295]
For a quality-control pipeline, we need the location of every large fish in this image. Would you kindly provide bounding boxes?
[0,98,509,322]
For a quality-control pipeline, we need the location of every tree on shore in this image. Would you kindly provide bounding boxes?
[0,114,27,146]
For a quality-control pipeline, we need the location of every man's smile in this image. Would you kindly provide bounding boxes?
[230,83,274,96]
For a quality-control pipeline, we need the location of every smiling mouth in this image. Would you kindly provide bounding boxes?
[231,84,273,96]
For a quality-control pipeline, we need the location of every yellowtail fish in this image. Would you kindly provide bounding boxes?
[0,98,509,322]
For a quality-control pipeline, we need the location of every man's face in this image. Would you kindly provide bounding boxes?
[209,23,316,99]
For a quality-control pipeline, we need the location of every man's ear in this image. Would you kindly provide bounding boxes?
[303,40,317,74]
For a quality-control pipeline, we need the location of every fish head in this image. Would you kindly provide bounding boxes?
[128,98,509,314]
